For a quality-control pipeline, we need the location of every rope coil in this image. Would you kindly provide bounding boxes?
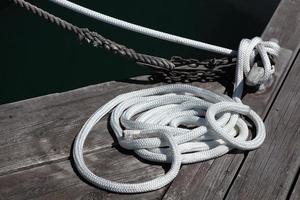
[73,38,280,193]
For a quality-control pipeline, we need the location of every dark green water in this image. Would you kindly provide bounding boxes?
[0,0,279,104]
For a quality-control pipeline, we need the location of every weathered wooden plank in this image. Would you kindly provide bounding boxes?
[290,174,300,200]
[163,153,244,200]
[0,76,226,200]
[262,0,300,51]
[0,77,224,176]
[225,51,300,200]
[0,80,151,176]
[162,49,292,200]
[0,146,167,200]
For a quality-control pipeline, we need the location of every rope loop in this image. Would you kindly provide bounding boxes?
[206,101,266,150]
[73,83,267,193]
[71,37,280,193]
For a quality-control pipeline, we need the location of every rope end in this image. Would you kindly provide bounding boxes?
[123,130,141,139]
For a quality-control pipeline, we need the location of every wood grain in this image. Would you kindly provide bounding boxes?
[0,147,167,200]
[162,51,292,200]
[0,76,225,200]
[262,0,300,51]
[0,77,224,176]
[225,51,300,200]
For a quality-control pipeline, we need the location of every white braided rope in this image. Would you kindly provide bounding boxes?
[71,37,280,193]
[49,0,235,55]
[48,0,280,194]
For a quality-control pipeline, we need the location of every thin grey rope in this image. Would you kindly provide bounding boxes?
[11,0,176,69]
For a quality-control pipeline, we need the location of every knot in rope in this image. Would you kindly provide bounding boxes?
[238,37,280,86]
[72,38,280,193]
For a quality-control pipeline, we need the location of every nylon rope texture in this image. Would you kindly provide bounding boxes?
[72,37,280,193]
[49,0,236,56]
[12,0,281,193]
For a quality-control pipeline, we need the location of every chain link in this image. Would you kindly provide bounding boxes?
[142,56,236,82]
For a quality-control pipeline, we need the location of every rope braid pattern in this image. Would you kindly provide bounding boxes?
[71,37,280,193]
[11,0,281,194]
[12,0,175,69]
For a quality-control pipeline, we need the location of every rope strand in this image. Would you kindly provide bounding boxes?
[49,0,236,55]
[12,0,237,79]
[72,38,279,193]
[12,0,175,69]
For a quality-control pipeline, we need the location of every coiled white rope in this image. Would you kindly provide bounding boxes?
[72,37,280,193]
[49,0,235,55]
[49,0,281,194]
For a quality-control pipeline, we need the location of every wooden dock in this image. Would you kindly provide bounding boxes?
[1,0,300,199]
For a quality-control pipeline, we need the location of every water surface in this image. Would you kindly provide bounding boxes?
[0,0,280,104]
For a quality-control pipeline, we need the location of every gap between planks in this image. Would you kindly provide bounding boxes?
[224,49,300,200]
[162,0,300,198]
